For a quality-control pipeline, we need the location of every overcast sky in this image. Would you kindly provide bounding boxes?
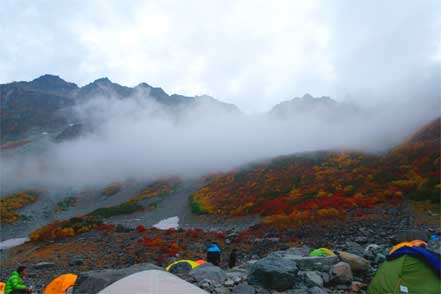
[1,0,440,113]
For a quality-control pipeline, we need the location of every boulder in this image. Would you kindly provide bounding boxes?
[231,283,256,294]
[33,262,56,269]
[330,262,353,284]
[248,255,298,291]
[338,251,369,273]
[304,271,324,288]
[190,264,227,284]
[286,289,309,294]
[73,263,162,294]
[308,287,327,294]
[226,268,249,284]
[284,246,312,257]
[284,255,338,272]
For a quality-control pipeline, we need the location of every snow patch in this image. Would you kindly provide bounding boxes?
[153,216,179,230]
[0,237,29,250]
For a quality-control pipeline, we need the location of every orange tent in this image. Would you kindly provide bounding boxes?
[43,274,77,294]
[195,260,207,265]
[0,282,5,294]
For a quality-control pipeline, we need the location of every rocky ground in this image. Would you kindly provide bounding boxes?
[1,203,439,294]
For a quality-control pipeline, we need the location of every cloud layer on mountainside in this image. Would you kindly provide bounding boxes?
[1,90,439,191]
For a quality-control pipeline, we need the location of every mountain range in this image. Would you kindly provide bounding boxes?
[1,75,347,141]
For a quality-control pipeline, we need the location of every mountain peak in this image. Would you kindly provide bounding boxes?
[92,77,113,85]
[30,74,78,91]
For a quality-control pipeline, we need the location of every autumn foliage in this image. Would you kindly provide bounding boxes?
[0,191,39,223]
[30,216,102,241]
[129,177,181,203]
[192,118,440,227]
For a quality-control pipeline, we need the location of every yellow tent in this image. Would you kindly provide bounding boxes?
[165,260,201,274]
[43,274,77,294]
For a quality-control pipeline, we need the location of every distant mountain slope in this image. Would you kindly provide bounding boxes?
[269,93,359,119]
[191,118,440,221]
[0,75,241,141]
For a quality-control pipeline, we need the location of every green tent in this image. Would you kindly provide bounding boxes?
[368,255,440,294]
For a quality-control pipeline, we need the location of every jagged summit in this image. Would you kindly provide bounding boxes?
[30,74,78,92]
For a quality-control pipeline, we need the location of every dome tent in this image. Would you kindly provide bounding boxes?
[368,246,440,294]
[165,260,201,274]
[97,270,207,294]
[43,273,77,294]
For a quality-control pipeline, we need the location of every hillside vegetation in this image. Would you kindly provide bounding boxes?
[192,118,440,226]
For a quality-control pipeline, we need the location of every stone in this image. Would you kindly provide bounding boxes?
[330,262,353,284]
[363,244,380,260]
[33,262,56,269]
[355,236,368,244]
[288,256,338,271]
[224,279,235,287]
[308,286,327,294]
[338,251,369,273]
[69,256,84,266]
[351,281,366,293]
[284,246,312,256]
[190,264,227,284]
[248,255,298,291]
[344,241,365,256]
[304,271,324,288]
[73,263,162,294]
[231,283,256,294]
[286,289,309,294]
[226,268,249,284]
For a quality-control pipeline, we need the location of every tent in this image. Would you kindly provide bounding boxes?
[368,247,440,294]
[97,270,207,294]
[310,248,335,257]
[0,282,5,294]
[389,240,427,254]
[195,260,207,266]
[165,260,201,274]
[43,274,77,294]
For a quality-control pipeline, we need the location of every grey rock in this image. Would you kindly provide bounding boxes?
[73,263,162,294]
[286,289,309,294]
[191,264,227,284]
[248,255,298,291]
[355,236,368,244]
[227,268,248,284]
[232,283,256,294]
[330,262,353,284]
[284,246,312,257]
[344,241,365,255]
[69,256,84,266]
[304,271,324,287]
[33,262,56,269]
[224,279,235,287]
[282,255,339,271]
[308,286,327,294]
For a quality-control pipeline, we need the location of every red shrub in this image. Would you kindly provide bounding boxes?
[136,225,146,233]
